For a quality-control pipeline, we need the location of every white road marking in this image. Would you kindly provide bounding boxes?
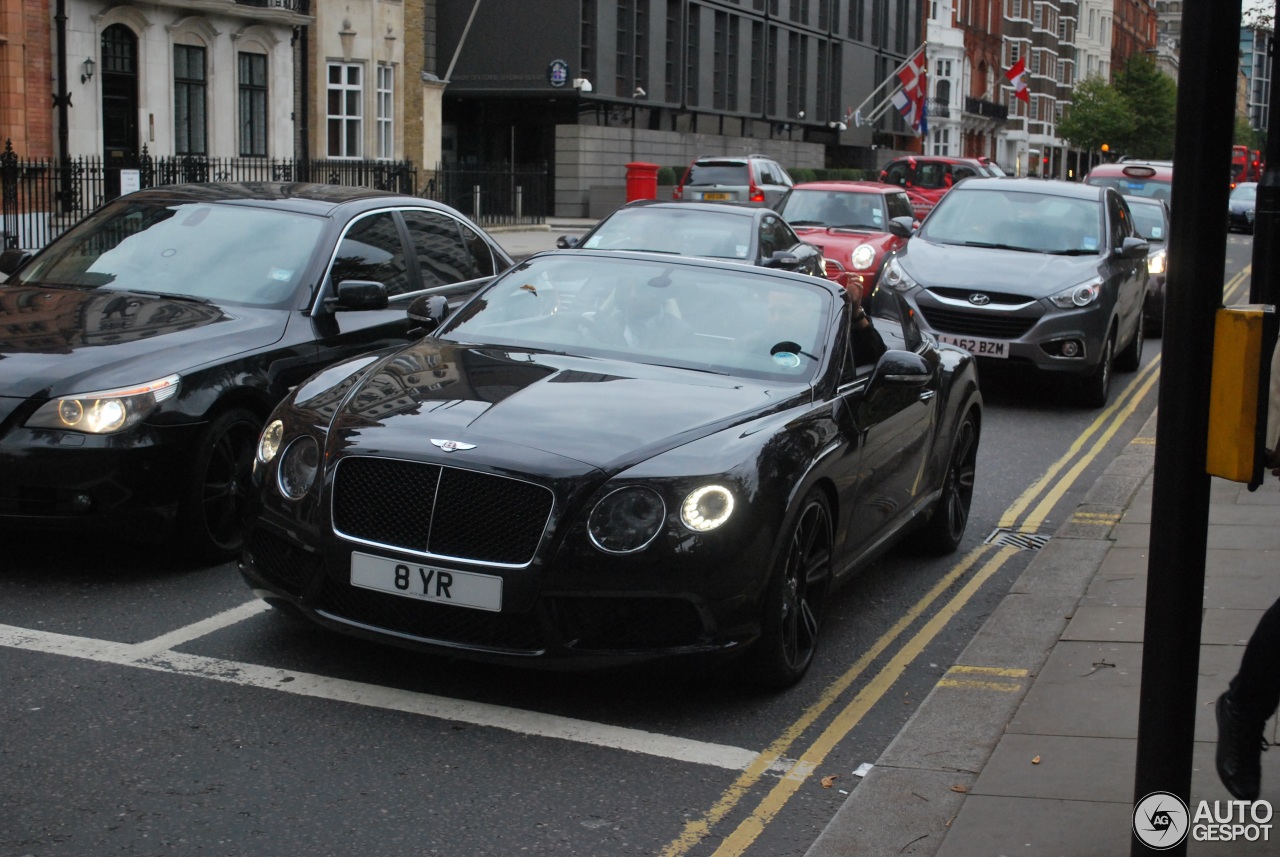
[0,618,775,772]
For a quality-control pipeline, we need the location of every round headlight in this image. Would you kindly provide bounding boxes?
[276,436,319,500]
[850,244,876,270]
[257,420,285,464]
[587,487,666,554]
[681,485,735,532]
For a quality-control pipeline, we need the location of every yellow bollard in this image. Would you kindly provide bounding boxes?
[1206,304,1276,486]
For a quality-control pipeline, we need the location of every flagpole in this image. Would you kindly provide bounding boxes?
[848,43,928,125]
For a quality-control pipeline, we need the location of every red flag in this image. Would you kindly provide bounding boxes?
[898,50,928,101]
[1006,57,1030,103]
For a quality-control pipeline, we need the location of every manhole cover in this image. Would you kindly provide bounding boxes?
[983,528,1051,551]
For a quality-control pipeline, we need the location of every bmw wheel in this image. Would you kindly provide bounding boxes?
[917,409,979,554]
[177,408,262,563]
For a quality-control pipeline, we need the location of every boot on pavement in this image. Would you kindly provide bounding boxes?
[1215,692,1268,800]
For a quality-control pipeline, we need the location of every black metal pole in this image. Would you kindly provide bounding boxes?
[1131,1,1241,854]
[53,0,73,213]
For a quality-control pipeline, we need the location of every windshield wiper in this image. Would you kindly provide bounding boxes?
[961,241,1038,253]
[115,288,213,305]
[1045,248,1098,256]
[787,219,825,226]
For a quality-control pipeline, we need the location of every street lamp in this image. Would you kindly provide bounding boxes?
[81,57,95,84]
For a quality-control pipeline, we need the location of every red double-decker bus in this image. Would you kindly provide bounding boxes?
[1232,145,1263,186]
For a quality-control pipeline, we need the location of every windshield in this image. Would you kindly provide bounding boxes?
[581,207,752,260]
[438,255,832,382]
[684,164,750,186]
[1231,184,1258,201]
[14,199,324,307]
[920,187,1102,255]
[777,189,887,230]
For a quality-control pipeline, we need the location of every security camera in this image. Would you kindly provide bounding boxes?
[829,121,847,131]
[572,78,593,93]
[798,110,806,119]
[633,86,646,99]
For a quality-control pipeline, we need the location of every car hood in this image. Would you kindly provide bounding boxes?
[0,285,286,398]
[792,226,900,253]
[900,238,1103,297]
[320,341,801,472]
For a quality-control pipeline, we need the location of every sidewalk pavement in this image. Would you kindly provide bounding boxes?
[806,409,1280,856]
[489,219,596,261]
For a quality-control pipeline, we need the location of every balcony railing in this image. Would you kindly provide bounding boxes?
[964,97,1009,122]
[234,0,310,12]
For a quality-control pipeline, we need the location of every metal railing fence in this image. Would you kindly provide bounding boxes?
[1,140,548,250]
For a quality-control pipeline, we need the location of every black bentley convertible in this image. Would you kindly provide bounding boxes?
[240,250,982,688]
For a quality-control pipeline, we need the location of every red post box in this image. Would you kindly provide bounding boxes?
[625,162,660,202]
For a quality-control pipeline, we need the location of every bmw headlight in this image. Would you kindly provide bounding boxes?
[850,244,876,271]
[257,419,285,464]
[1048,278,1102,309]
[276,436,320,500]
[588,487,666,553]
[881,257,919,292]
[26,374,180,434]
[1147,249,1167,276]
[681,485,735,532]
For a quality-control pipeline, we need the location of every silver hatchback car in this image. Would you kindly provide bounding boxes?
[879,178,1149,407]
[673,154,795,209]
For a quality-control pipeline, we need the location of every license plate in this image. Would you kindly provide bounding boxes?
[701,192,731,201]
[937,334,1009,359]
[350,551,503,612]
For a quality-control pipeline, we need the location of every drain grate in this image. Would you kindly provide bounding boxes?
[984,528,1051,551]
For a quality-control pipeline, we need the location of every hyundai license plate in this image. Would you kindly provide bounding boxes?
[350,551,503,611]
[937,334,1009,358]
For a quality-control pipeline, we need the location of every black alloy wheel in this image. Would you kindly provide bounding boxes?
[746,489,834,690]
[1080,331,1115,409]
[917,409,979,554]
[177,408,262,562]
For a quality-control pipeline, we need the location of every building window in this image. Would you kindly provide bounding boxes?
[238,52,268,157]
[728,15,740,112]
[174,44,207,156]
[713,10,728,109]
[328,62,363,159]
[616,0,635,95]
[686,6,700,106]
[376,64,394,160]
[932,127,951,156]
[665,1,679,102]
[848,0,864,42]
[750,20,764,113]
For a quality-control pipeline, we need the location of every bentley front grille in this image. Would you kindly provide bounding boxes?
[332,456,553,566]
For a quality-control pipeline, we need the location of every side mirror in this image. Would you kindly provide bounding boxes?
[868,349,932,390]
[406,294,450,333]
[556,235,581,249]
[0,247,33,277]
[1117,236,1150,260]
[764,251,801,270]
[888,216,914,239]
[329,279,389,311]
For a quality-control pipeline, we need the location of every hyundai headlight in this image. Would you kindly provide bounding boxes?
[1048,278,1102,309]
[1147,249,1167,276]
[681,485,735,532]
[850,244,876,271]
[27,374,180,434]
[277,436,320,500]
[881,257,919,292]
[588,487,666,554]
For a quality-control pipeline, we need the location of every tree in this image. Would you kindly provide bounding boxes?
[1114,53,1178,159]
[1057,76,1136,156]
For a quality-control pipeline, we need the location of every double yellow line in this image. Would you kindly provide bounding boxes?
[661,315,1186,857]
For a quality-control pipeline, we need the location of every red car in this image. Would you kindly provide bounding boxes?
[878,155,1005,219]
[775,181,915,293]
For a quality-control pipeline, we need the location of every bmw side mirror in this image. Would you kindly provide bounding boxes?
[329,279,390,312]
[764,251,801,270]
[0,247,32,277]
[868,349,932,390]
[407,294,450,334]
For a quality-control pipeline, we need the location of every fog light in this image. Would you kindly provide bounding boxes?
[1060,340,1082,358]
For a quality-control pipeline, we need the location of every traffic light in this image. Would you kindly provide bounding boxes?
[1101,144,1110,153]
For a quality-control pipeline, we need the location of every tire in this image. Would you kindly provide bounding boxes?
[176,407,262,563]
[743,489,834,691]
[1080,331,1115,409]
[1114,310,1144,373]
[916,409,979,555]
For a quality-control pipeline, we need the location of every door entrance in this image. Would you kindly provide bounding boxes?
[100,24,139,201]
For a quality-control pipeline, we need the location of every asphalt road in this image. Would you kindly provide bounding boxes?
[0,232,1253,857]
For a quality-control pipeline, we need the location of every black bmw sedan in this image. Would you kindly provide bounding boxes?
[0,182,513,560]
[240,250,983,688]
